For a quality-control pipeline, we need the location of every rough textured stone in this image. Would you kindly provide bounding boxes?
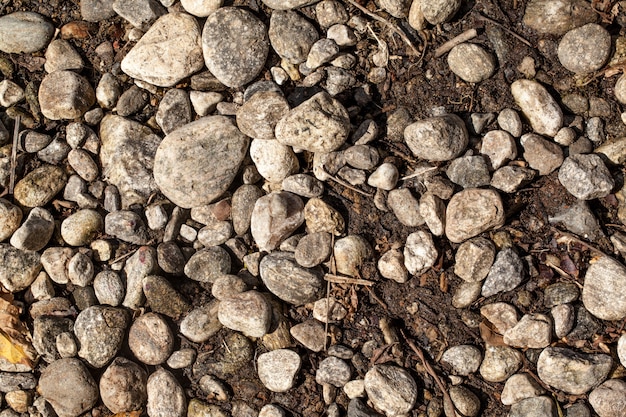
[14,165,67,208]
[511,79,563,137]
[154,116,248,208]
[558,154,614,200]
[237,91,290,140]
[403,231,438,276]
[74,306,129,368]
[147,369,186,417]
[454,237,495,282]
[0,12,54,53]
[588,379,626,417]
[445,188,505,243]
[250,192,304,252]
[128,313,174,365]
[334,235,372,277]
[503,313,552,348]
[257,349,301,392]
[184,247,231,284]
[121,13,203,87]
[250,139,299,183]
[582,256,626,320]
[364,365,418,416]
[508,396,556,417]
[421,0,461,24]
[501,373,546,406]
[202,7,269,88]
[0,199,22,242]
[179,300,222,343]
[316,356,351,387]
[39,71,95,120]
[481,248,525,297]
[0,244,41,292]
[10,207,54,251]
[440,345,482,376]
[537,347,612,395]
[404,114,468,161]
[523,0,598,36]
[99,357,147,414]
[479,345,523,382]
[558,24,610,74]
[217,290,272,338]
[268,10,318,64]
[38,358,98,417]
[259,252,324,305]
[447,43,495,83]
[275,92,350,153]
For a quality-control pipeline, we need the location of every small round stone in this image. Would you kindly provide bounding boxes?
[38,70,95,120]
[316,356,351,387]
[147,369,186,417]
[440,345,482,376]
[128,312,174,365]
[100,357,148,414]
[0,199,22,242]
[558,24,611,74]
[60,209,104,246]
[257,349,301,393]
[94,271,125,306]
[447,43,495,83]
[364,364,418,415]
[38,358,98,417]
[421,0,461,24]
[479,345,523,382]
[217,290,272,338]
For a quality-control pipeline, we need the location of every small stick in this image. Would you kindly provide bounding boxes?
[434,29,478,58]
[324,234,337,351]
[402,330,456,417]
[8,115,20,195]
[550,227,608,258]
[343,0,420,56]
[325,273,375,286]
[475,13,532,47]
[322,167,374,198]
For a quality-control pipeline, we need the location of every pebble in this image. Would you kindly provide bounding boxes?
[190,91,223,116]
[74,306,129,368]
[96,73,122,109]
[589,379,626,417]
[544,282,579,307]
[0,12,54,53]
[0,199,22,242]
[211,274,246,300]
[378,249,408,283]
[202,7,269,88]
[552,303,575,338]
[452,281,482,308]
[586,117,605,145]
[67,252,94,287]
[440,345,482,376]
[615,74,626,105]
[313,150,346,181]
[14,164,67,208]
[421,0,461,24]
[503,313,552,348]
[402,231,438,276]
[445,188,505,243]
[295,232,332,267]
[290,320,326,352]
[179,300,222,343]
[145,204,168,231]
[520,133,564,175]
[304,198,345,235]
[44,39,84,73]
[198,221,233,247]
[40,247,74,285]
[305,38,339,70]
[113,0,166,31]
[60,209,104,247]
[67,149,99,182]
[217,290,272,338]
[347,397,382,417]
[147,369,186,417]
[497,108,522,137]
[481,248,525,297]
[344,145,379,170]
[154,116,248,208]
[38,70,95,120]
[619,334,626,367]
[378,0,409,17]
[446,155,491,188]
[537,347,612,394]
[313,297,347,323]
[327,24,357,47]
[0,80,24,107]
[387,188,424,227]
[344,380,366,399]
[367,162,399,190]
[491,165,535,193]
[198,374,229,401]
[94,271,125,306]
[479,345,523,382]
[0,244,41,292]
[522,0,597,35]
[121,12,203,87]
[128,313,174,365]
[37,136,71,165]
[364,364,418,415]
[454,237,495,282]
[231,185,264,236]
[116,85,149,117]
[275,92,350,153]
[511,79,563,137]
[9,207,54,252]
[184,247,231,283]
[38,358,98,417]
[549,200,604,241]
[316,0,349,27]
[334,235,372,276]
[259,252,324,305]
[404,114,468,161]
[316,356,352,387]
[0,373,36,393]
[180,0,222,17]
[105,210,149,245]
[236,91,290,140]
[509,396,556,417]
[448,43,495,83]
[257,349,301,392]
[501,373,546,406]
[282,174,324,198]
[99,357,148,414]
[31,272,55,300]
[582,256,626,320]
[417,193,444,236]
[143,275,190,319]
[449,385,480,417]
[269,10,319,64]
[155,89,192,135]
[250,139,299,183]
[558,154,614,200]
[480,130,517,170]
[558,24,610,74]
[250,191,304,252]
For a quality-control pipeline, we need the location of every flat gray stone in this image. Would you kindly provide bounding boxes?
[154,116,248,208]
[0,12,54,53]
[269,10,318,64]
[364,365,418,415]
[404,114,468,161]
[558,24,610,74]
[582,256,626,320]
[537,347,612,395]
[481,248,525,297]
[259,252,324,305]
[509,396,556,417]
[558,154,614,200]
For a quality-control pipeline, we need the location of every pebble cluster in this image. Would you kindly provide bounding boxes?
[0,0,625,417]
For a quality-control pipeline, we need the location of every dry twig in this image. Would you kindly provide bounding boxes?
[402,330,456,417]
[324,273,375,286]
[434,29,478,58]
[321,167,374,197]
[550,227,608,258]
[475,12,532,47]
[343,0,420,56]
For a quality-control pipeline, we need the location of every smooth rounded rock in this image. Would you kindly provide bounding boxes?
[404,114,468,161]
[147,369,186,417]
[74,306,129,368]
[316,356,351,387]
[154,116,248,208]
[9,207,54,251]
[100,357,148,414]
[180,0,222,17]
[582,256,626,320]
[217,290,272,338]
[511,79,563,137]
[128,313,174,365]
[39,71,95,120]
[523,0,598,36]
[268,10,319,64]
[589,379,626,417]
[259,252,324,305]
[421,0,461,24]
[501,373,546,406]
[479,345,523,382]
[334,235,372,277]
[184,247,231,283]
[0,199,22,242]
[448,43,495,83]
[454,237,495,282]
[250,139,299,183]
[236,91,290,140]
[61,209,103,246]
[39,358,98,417]
[0,12,54,53]
[440,345,482,376]
[202,7,269,88]
[558,24,610,74]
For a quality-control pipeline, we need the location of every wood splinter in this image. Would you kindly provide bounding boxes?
[434,29,478,58]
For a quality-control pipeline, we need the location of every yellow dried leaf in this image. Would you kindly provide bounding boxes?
[0,329,33,367]
[0,292,37,369]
